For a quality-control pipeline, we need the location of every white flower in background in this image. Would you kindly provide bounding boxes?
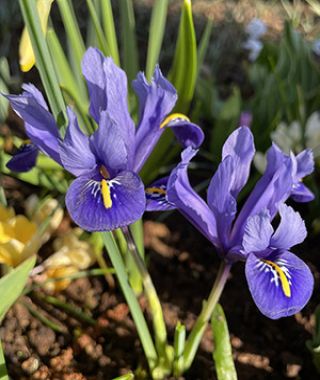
[254,111,320,173]
[246,18,267,40]
[312,39,320,56]
[243,18,267,62]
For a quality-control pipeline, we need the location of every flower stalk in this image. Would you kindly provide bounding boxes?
[181,261,232,373]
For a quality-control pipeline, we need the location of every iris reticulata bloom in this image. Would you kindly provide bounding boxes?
[167,127,314,319]
[6,48,203,231]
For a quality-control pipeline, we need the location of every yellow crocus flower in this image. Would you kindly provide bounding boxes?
[19,0,54,72]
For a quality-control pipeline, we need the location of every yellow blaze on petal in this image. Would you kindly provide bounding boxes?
[0,204,15,222]
[145,187,166,195]
[19,0,54,72]
[101,180,112,209]
[263,259,291,298]
[10,215,37,245]
[160,113,190,129]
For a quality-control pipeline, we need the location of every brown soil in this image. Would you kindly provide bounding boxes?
[1,213,319,380]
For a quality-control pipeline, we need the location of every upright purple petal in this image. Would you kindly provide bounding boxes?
[6,85,61,164]
[231,144,293,244]
[290,149,315,202]
[242,210,273,254]
[82,48,135,163]
[89,111,128,177]
[59,108,96,177]
[132,66,177,172]
[66,170,145,232]
[222,127,255,197]
[167,147,219,246]
[6,143,39,172]
[270,204,307,250]
[207,156,237,249]
[295,149,314,178]
[245,250,314,319]
[145,176,175,211]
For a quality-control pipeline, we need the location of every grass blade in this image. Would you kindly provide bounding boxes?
[119,0,139,82]
[169,0,197,113]
[197,19,213,76]
[145,0,169,80]
[19,0,66,127]
[0,339,8,380]
[211,304,237,380]
[100,0,120,65]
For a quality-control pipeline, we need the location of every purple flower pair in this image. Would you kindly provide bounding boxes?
[6,48,203,232]
[167,127,314,319]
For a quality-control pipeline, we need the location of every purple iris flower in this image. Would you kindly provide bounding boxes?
[5,48,203,231]
[167,127,314,319]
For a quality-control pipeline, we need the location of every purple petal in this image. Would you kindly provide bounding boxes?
[231,144,293,244]
[167,147,219,246]
[89,111,128,177]
[5,85,61,164]
[291,182,315,202]
[207,156,237,249]
[222,127,255,197]
[245,250,314,319]
[82,48,135,163]
[242,210,273,254]
[66,170,146,232]
[167,118,204,149]
[132,66,177,172]
[295,149,314,179]
[145,176,175,211]
[6,143,39,172]
[271,204,306,249]
[59,108,96,176]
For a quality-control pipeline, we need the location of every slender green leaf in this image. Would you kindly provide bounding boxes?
[86,0,110,56]
[56,0,87,97]
[173,322,186,376]
[306,0,320,16]
[145,0,169,80]
[197,19,213,76]
[0,339,8,380]
[0,77,9,123]
[169,0,197,113]
[119,0,139,82]
[86,0,100,46]
[112,373,134,380]
[0,256,36,322]
[101,232,157,370]
[100,0,120,65]
[19,0,66,126]
[211,304,237,380]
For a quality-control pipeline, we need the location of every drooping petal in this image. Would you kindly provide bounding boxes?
[231,144,293,244]
[6,143,39,172]
[89,111,128,177]
[291,182,315,202]
[164,117,204,149]
[65,170,145,232]
[242,210,273,254]
[132,66,177,172]
[167,147,218,246]
[81,48,135,162]
[207,156,237,249]
[5,84,61,164]
[222,127,255,197]
[59,108,96,176]
[271,204,306,250]
[145,176,175,211]
[245,250,314,319]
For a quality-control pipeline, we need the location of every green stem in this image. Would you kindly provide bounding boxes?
[101,232,158,372]
[121,227,171,371]
[182,261,231,372]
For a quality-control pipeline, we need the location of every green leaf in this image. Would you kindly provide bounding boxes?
[19,0,66,127]
[0,339,8,380]
[119,0,139,83]
[112,373,134,380]
[197,19,213,76]
[0,256,36,322]
[100,0,120,65]
[86,0,110,56]
[145,0,169,80]
[211,304,237,380]
[56,0,87,98]
[173,322,186,376]
[0,77,9,123]
[169,0,197,113]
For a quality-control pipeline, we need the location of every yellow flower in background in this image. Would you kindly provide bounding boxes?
[41,229,96,293]
[19,0,54,72]
[0,197,63,267]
